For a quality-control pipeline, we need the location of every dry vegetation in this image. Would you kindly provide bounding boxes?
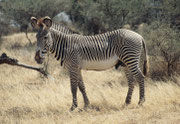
[0,33,180,124]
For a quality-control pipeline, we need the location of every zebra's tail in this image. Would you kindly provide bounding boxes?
[142,39,149,76]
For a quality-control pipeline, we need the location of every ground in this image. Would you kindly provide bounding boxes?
[0,33,180,124]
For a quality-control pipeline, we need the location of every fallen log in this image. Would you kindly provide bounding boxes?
[0,53,48,77]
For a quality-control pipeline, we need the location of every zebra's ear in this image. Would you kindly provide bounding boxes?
[30,17,38,29]
[43,16,52,28]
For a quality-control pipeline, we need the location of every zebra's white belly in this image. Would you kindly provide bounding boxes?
[80,55,119,71]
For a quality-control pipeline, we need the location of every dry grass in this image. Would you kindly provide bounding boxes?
[0,33,180,124]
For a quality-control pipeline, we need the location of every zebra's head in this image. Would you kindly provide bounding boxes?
[31,16,53,64]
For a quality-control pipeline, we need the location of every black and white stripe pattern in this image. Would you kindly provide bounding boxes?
[51,22,76,34]
[31,16,148,111]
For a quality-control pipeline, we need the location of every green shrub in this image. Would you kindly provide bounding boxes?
[138,21,180,78]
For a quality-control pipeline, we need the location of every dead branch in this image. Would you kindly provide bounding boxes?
[0,53,48,77]
[25,31,33,45]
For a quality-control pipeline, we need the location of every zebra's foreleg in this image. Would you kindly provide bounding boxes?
[78,78,90,108]
[69,72,78,111]
[69,67,90,111]
[124,68,135,105]
[74,68,90,109]
[78,73,89,108]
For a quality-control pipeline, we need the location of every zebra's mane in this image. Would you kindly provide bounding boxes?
[51,22,80,34]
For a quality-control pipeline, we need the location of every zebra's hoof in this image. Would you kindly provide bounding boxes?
[83,104,91,111]
[138,98,145,106]
[125,100,131,105]
[121,103,129,109]
[69,105,77,111]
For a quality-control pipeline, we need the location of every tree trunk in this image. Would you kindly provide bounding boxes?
[25,31,33,45]
[20,25,32,45]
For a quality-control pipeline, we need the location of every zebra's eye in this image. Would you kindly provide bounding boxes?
[44,36,48,40]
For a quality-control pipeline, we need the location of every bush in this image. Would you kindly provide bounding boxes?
[138,21,180,78]
[0,15,9,43]
[68,0,148,35]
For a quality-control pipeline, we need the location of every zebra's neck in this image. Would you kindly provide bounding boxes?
[49,29,72,65]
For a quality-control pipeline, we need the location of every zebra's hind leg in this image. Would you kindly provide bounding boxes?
[136,70,145,106]
[124,68,135,105]
[129,66,145,106]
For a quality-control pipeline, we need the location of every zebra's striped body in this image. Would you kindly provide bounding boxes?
[49,29,144,71]
[38,18,123,70]
[31,16,149,111]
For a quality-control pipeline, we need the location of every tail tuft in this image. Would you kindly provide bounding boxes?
[143,60,148,76]
[142,39,149,76]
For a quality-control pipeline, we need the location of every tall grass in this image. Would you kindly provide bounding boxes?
[0,33,180,124]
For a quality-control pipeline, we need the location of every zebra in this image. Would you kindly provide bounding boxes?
[31,16,149,111]
[33,16,124,69]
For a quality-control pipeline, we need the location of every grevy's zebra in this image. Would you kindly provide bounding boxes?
[41,16,125,69]
[31,16,149,111]
[36,16,124,69]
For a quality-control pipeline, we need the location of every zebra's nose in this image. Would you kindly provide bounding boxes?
[35,50,43,64]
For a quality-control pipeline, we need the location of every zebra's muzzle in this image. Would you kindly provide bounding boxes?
[35,50,44,64]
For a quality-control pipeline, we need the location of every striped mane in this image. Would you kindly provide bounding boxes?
[51,22,80,34]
